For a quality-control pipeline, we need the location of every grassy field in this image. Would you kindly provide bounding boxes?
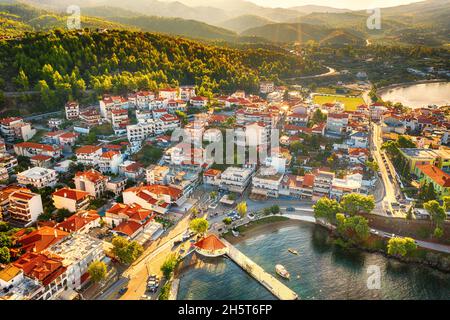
[313,94,365,111]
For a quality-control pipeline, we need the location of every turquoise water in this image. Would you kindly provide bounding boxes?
[177,223,450,300]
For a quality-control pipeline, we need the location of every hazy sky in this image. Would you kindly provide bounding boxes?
[239,0,425,10]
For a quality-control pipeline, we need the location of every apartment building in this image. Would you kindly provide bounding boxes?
[123,185,184,214]
[74,169,108,198]
[158,88,179,101]
[111,108,129,134]
[14,142,62,158]
[127,122,155,144]
[8,189,43,226]
[235,122,270,148]
[17,167,58,189]
[47,234,105,291]
[52,188,91,213]
[75,145,102,166]
[154,114,180,134]
[0,153,18,173]
[56,210,101,234]
[219,166,254,193]
[326,113,349,136]
[180,86,196,102]
[99,95,129,121]
[79,108,101,126]
[189,96,208,108]
[312,169,335,201]
[259,81,274,94]
[0,117,36,142]
[98,151,123,174]
[65,101,80,120]
[251,166,284,198]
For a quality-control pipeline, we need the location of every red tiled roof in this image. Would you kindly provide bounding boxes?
[204,169,222,177]
[31,154,52,161]
[101,151,120,159]
[15,142,60,152]
[15,226,69,253]
[56,210,100,232]
[75,169,106,183]
[195,235,226,251]
[113,221,142,237]
[52,188,90,201]
[13,252,66,286]
[416,164,450,187]
[302,174,315,187]
[0,117,22,125]
[75,145,102,154]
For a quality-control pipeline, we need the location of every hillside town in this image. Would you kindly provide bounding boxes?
[0,79,449,301]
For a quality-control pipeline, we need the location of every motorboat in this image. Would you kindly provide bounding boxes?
[232,229,239,237]
[275,264,290,279]
[288,248,299,255]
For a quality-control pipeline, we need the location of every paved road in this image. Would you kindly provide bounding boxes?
[371,123,405,218]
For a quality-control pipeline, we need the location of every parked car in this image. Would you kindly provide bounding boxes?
[118,286,128,295]
[286,207,295,212]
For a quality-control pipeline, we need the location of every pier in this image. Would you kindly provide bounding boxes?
[220,238,298,300]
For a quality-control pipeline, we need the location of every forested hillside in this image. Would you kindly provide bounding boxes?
[0,29,323,113]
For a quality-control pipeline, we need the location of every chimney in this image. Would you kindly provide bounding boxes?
[64,192,67,198]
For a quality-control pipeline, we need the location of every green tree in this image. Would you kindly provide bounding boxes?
[189,218,209,235]
[223,217,232,225]
[210,191,218,200]
[0,247,10,263]
[340,194,375,215]
[313,197,340,222]
[423,200,446,229]
[160,254,178,279]
[433,227,444,239]
[111,236,144,264]
[236,201,247,217]
[270,205,280,214]
[87,260,107,283]
[387,237,417,257]
[365,160,379,172]
[336,214,370,243]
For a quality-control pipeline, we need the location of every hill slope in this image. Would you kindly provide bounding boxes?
[241,22,365,46]
[0,2,135,37]
[217,14,275,33]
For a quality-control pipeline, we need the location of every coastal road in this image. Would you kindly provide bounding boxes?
[97,214,192,300]
[371,123,405,217]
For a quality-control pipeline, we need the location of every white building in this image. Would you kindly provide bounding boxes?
[219,166,254,193]
[52,188,91,213]
[74,169,108,198]
[17,167,58,189]
[75,145,103,166]
[65,101,80,120]
[8,189,43,226]
[98,151,123,174]
[0,117,36,142]
[251,166,284,198]
[326,113,349,136]
[260,81,274,94]
[47,234,105,291]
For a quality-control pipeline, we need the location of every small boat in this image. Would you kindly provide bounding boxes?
[288,248,299,255]
[232,229,240,237]
[275,264,290,279]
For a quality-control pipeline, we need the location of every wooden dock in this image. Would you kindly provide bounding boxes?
[221,238,298,300]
